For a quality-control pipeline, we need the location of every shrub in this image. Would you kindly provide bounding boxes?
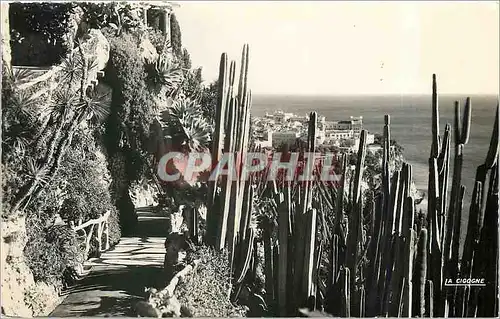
[104,31,155,160]
[107,207,121,247]
[176,246,247,317]
[117,190,137,236]
[23,126,121,278]
[58,129,116,223]
[24,223,84,284]
[103,31,160,233]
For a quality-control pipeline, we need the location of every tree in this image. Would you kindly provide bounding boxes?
[170,13,182,57]
[339,139,355,148]
[181,48,192,69]
[200,79,218,126]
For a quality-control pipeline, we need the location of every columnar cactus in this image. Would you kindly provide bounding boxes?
[201,65,498,317]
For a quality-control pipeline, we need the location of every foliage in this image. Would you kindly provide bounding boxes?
[362,139,404,191]
[57,129,115,223]
[181,67,203,102]
[103,31,171,234]
[107,207,122,247]
[199,79,218,127]
[104,31,155,179]
[180,48,192,69]
[24,221,84,284]
[150,52,184,92]
[2,47,107,217]
[177,246,248,317]
[339,139,355,148]
[80,2,147,36]
[170,13,182,57]
[160,97,212,152]
[21,126,120,282]
[9,2,75,65]
[3,32,120,288]
[116,189,137,236]
[147,29,168,54]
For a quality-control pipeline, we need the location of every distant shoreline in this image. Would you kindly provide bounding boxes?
[252,93,499,98]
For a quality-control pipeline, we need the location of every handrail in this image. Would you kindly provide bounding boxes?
[15,66,60,90]
[72,210,110,231]
[70,210,111,261]
[13,29,106,92]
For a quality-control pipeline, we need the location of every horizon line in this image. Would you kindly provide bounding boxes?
[250,92,500,97]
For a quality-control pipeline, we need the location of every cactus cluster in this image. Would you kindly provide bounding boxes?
[188,45,499,317]
[202,44,254,284]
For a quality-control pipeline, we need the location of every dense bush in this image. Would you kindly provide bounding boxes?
[24,222,84,284]
[107,207,122,247]
[58,130,115,222]
[104,31,154,179]
[177,246,247,317]
[20,124,121,283]
[199,79,218,127]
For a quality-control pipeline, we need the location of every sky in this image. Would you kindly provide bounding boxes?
[175,1,499,95]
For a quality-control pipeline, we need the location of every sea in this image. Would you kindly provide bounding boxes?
[251,94,498,241]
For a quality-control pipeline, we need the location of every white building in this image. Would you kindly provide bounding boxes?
[254,130,273,148]
[326,129,355,140]
[366,133,375,145]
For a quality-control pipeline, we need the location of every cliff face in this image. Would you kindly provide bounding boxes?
[1,216,62,317]
[1,2,11,68]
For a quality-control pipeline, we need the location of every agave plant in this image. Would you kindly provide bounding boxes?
[154,52,183,91]
[161,97,212,153]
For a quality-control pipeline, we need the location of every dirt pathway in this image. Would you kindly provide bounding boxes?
[49,210,168,317]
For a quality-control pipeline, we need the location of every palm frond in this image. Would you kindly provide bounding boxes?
[86,56,100,77]
[182,117,211,152]
[7,89,40,122]
[13,136,30,156]
[48,89,80,117]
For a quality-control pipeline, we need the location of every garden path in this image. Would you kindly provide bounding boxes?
[49,209,168,317]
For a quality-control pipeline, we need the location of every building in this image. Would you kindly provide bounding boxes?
[325,129,355,140]
[254,130,273,148]
[325,116,363,133]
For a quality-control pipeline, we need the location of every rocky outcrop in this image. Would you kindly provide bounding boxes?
[164,205,190,283]
[80,29,110,71]
[1,216,63,317]
[1,2,11,68]
[139,37,158,64]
